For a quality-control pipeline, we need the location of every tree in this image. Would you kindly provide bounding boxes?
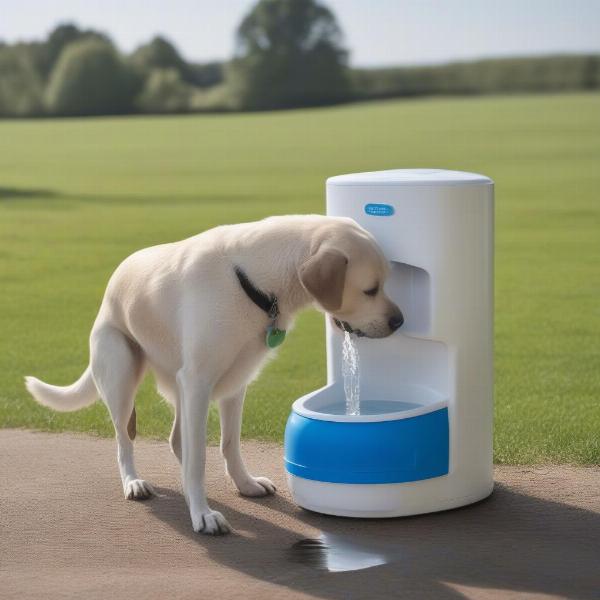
[135,68,192,113]
[28,23,109,81]
[130,36,188,80]
[0,46,44,116]
[227,0,350,110]
[186,61,224,88]
[45,39,138,116]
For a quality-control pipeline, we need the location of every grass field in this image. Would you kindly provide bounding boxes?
[1,93,599,464]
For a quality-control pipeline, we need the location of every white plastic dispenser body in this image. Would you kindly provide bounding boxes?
[284,169,494,517]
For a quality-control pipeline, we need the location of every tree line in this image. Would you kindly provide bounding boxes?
[1,0,598,118]
[353,54,600,100]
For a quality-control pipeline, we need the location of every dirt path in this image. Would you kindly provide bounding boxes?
[1,429,598,600]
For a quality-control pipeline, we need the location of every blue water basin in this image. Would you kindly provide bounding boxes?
[284,397,449,485]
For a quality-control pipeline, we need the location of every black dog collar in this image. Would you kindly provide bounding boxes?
[234,266,285,348]
[234,266,278,319]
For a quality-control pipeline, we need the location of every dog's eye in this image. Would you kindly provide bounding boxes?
[364,284,379,297]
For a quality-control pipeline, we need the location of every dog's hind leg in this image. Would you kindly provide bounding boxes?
[90,325,154,500]
[219,387,276,497]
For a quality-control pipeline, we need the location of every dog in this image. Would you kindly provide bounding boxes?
[25,215,403,534]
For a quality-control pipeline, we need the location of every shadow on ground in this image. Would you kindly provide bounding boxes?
[0,186,57,200]
[0,186,261,207]
[148,480,599,599]
[3,431,598,600]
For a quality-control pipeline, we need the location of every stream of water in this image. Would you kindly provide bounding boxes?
[342,331,360,415]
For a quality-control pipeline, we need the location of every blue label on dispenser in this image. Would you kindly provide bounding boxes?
[365,203,394,216]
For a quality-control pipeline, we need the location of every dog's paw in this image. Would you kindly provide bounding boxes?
[124,479,155,500]
[237,476,277,497]
[191,509,231,535]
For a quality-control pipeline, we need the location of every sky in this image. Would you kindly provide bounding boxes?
[1,0,600,67]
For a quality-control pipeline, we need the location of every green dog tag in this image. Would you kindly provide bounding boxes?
[266,326,286,348]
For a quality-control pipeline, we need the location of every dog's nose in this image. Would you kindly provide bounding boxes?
[388,312,404,331]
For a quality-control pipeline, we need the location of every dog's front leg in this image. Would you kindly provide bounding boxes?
[219,388,276,497]
[177,368,231,535]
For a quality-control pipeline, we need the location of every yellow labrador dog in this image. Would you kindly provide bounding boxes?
[26,215,403,535]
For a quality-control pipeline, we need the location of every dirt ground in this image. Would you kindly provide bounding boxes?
[1,429,598,600]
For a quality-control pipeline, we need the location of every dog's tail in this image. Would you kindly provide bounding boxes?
[25,366,98,412]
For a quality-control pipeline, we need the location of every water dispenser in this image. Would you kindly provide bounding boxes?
[284,169,494,517]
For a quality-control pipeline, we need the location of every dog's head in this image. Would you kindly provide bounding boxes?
[299,218,403,339]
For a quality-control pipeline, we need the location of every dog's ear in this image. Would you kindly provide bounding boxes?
[299,248,348,312]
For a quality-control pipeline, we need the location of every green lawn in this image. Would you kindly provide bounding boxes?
[1,93,599,464]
